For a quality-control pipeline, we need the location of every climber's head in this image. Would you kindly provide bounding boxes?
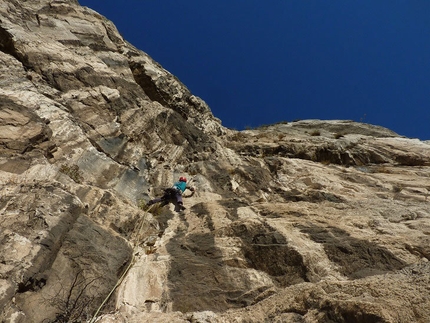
[179,176,187,182]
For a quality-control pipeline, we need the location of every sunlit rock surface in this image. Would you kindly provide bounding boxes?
[1,1,429,322]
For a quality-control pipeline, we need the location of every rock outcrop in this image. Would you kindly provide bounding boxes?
[1,1,429,322]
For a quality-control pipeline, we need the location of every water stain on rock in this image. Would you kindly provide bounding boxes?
[299,225,406,278]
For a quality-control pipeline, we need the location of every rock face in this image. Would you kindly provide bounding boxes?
[0,1,429,322]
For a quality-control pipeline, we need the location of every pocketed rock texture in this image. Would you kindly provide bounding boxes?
[0,1,429,322]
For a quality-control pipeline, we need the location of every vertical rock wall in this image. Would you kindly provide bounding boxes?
[0,1,429,322]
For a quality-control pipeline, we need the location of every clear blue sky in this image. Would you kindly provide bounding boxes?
[79,1,429,140]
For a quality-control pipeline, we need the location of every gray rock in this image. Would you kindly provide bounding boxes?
[0,1,429,322]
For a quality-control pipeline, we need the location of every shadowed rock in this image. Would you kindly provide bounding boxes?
[0,0,429,322]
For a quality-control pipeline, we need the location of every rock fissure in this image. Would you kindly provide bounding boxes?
[0,27,17,58]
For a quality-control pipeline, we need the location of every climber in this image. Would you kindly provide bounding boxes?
[147,176,195,212]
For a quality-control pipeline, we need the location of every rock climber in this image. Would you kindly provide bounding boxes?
[147,176,195,212]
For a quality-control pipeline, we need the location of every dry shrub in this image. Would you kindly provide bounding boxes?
[392,184,403,193]
[374,165,392,173]
[310,130,321,136]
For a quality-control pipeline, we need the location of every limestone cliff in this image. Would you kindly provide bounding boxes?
[0,1,429,322]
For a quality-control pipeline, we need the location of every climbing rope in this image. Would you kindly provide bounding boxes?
[89,204,155,323]
[89,179,196,321]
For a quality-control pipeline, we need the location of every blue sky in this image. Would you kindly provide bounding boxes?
[79,1,430,140]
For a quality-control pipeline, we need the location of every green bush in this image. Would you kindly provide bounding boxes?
[60,164,83,183]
